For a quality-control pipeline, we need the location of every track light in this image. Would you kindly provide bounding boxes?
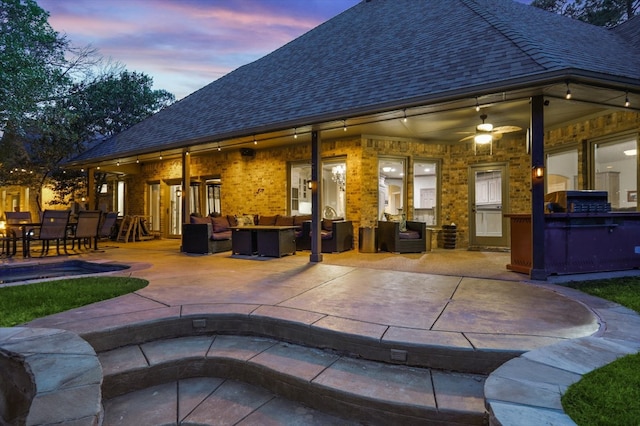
[625,92,630,108]
[565,82,572,100]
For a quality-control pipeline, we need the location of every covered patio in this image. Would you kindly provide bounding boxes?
[62,0,640,280]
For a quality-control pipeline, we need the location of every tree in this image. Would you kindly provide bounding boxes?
[0,0,69,135]
[531,0,639,27]
[0,0,175,208]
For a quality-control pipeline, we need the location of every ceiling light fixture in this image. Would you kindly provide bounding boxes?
[625,91,630,108]
[217,143,221,151]
[343,120,347,131]
[253,135,257,145]
[403,110,407,123]
[565,81,572,100]
[294,128,298,139]
[473,114,493,155]
[159,152,163,160]
[624,149,636,156]
[475,97,480,112]
[135,157,139,164]
[116,160,120,166]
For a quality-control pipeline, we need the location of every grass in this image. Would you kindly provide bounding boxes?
[562,277,640,426]
[0,276,148,327]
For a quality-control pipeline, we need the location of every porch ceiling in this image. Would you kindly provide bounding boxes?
[95,81,636,174]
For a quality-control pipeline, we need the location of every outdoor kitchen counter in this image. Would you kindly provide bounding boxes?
[506,212,640,277]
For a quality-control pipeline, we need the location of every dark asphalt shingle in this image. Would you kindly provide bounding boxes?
[73,0,640,163]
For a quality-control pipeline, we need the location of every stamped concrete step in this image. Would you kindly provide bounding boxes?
[99,335,487,425]
[103,378,358,426]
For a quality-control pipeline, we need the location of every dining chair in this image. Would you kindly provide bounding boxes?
[68,210,102,251]
[98,212,119,241]
[5,211,35,256]
[28,210,71,256]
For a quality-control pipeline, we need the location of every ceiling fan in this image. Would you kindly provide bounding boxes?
[458,114,522,144]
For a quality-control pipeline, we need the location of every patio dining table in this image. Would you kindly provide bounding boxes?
[6,222,42,257]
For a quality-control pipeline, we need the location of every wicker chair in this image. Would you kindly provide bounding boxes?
[378,220,426,253]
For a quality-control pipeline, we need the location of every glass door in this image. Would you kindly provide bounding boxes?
[148,183,160,233]
[468,163,509,248]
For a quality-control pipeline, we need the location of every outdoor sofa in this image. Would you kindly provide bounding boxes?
[181,214,312,254]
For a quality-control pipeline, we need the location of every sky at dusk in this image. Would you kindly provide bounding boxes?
[37,0,531,101]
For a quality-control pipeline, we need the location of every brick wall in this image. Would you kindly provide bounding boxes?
[123,110,639,245]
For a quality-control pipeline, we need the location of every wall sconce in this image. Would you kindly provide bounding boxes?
[533,166,544,179]
[307,180,317,191]
[175,188,182,197]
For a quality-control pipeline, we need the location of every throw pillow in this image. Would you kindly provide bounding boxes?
[190,215,210,225]
[275,215,294,226]
[258,215,277,226]
[235,214,255,227]
[212,216,230,233]
[388,213,407,232]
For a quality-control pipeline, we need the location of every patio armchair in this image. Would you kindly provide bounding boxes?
[68,210,102,251]
[378,220,427,253]
[303,219,354,253]
[27,210,71,256]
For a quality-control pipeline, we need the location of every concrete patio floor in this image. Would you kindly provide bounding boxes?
[8,239,622,424]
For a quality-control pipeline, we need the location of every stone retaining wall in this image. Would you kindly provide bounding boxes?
[0,327,103,426]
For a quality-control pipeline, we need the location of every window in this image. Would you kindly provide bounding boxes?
[546,149,578,194]
[379,157,405,220]
[189,183,200,215]
[413,160,439,225]
[322,159,347,219]
[593,136,637,211]
[289,162,311,215]
[206,179,222,216]
[116,181,125,217]
[148,183,160,232]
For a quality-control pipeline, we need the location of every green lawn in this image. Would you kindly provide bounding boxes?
[562,277,640,426]
[0,276,148,327]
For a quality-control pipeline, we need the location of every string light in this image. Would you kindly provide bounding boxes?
[294,128,298,139]
[565,81,572,100]
[135,157,139,164]
[475,97,480,112]
[116,160,120,166]
[217,143,221,151]
[159,152,163,160]
[625,92,630,108]
[253,135,257,145]
[402,110,407,123]
[343,120,347,131]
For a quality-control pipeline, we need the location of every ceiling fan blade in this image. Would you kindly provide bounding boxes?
[459,134,476,142]
[492,132,504,141]
[493,125,522,134]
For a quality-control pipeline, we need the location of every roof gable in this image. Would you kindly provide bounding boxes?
[73,0,640,163]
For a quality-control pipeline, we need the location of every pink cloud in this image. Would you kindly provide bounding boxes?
[38,0,359,99]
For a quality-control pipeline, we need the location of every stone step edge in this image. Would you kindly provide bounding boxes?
[100,335,487,426]
[78,311,522,375]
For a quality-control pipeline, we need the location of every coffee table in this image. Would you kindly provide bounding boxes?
[231,226,297,257]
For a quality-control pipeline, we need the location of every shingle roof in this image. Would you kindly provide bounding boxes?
[73,0,640,163]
